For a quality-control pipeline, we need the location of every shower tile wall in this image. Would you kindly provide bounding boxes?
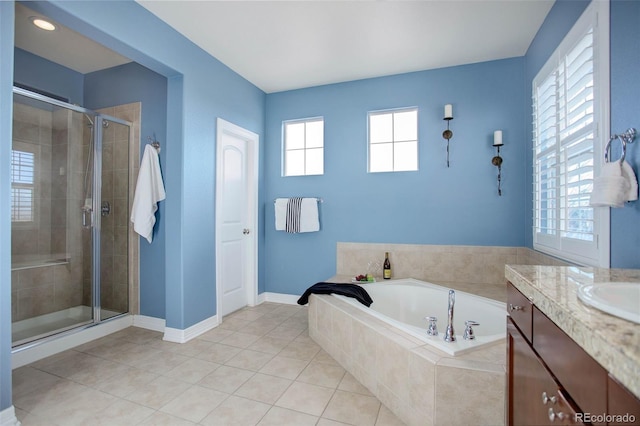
[11,103,84,321]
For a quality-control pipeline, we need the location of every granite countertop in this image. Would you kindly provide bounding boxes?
[505,265,640,399]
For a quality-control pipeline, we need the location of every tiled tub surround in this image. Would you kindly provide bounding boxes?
[506,265,640,400]
[308,291,506,425]
[337,242,570,302]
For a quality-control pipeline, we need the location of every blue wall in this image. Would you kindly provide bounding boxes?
[264,58,526,295]
[16,0,266,331]
[523,0,640,269]
[610,0,640,268]
[13,48,83,103]
[84,62,168,319]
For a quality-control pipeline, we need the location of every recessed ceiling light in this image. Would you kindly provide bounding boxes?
[30,16,56,31]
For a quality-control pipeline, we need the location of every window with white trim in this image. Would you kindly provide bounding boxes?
[532,1,609,267]
[11,148,36,223]
[368,108,418,173]
[283,117,324,176]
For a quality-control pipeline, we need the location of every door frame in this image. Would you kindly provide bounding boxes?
[215,118,259,321]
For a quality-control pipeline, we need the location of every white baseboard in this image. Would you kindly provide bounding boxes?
[163,314,218,343]
[12,314,132,369]
[259,292,300,305]
[133,315,166,332]
[0,406,20,426]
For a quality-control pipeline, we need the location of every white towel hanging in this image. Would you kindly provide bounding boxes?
[274,197,320,233]
[131,144,166,243]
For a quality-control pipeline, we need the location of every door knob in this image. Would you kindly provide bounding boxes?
[243,228,250,235]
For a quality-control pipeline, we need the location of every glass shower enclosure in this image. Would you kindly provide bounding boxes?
[11,87,131,348]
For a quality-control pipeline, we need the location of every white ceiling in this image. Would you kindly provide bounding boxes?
[15,1,554,94]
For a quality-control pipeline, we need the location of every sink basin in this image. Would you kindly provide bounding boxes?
[577,282,640,324]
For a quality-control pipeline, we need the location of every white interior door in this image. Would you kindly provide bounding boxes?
[216,118,258,318]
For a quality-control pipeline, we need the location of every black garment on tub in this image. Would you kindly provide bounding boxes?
[297,282,373,307]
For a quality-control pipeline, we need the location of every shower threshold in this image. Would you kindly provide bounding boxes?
[12,306,122,348]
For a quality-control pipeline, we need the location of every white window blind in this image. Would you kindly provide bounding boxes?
[11,149,35,222]
[532,1,609,267]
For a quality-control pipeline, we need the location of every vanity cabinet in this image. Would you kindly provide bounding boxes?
[507,281,640,426]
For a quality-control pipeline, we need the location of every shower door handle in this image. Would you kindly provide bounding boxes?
[82,207,93,228]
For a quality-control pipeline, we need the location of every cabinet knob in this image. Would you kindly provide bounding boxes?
[541,391,557,405]
[509,303,523,312]
[548,407,567,422]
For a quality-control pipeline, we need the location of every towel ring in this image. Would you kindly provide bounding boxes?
[604,128,636,163]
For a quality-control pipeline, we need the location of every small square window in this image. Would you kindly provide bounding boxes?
[368,108,418,173]
[11,149,35,222]
[283,118,324,176]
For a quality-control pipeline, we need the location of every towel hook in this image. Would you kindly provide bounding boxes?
[605,128,636,163]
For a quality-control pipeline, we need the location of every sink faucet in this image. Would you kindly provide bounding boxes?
[444,289,456,342]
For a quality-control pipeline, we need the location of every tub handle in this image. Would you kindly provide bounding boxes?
[424,316,438,336]
[463,320,480,340]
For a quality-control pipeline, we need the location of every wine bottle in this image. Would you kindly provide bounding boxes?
[383,252,391,279]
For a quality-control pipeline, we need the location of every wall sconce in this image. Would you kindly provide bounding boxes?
[491,130,504,196]
[442,104,453,167]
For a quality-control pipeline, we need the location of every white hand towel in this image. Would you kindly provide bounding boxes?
[274,198,287,230]
[589,160,630,208]
[621,160,638,202]
[131,145,166,243]
[299,197,320,232]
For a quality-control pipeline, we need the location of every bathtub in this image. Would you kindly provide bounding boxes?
[308,277,507,425]
[334,278,505,356]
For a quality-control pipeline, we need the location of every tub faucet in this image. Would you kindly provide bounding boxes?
[444,289,456,342]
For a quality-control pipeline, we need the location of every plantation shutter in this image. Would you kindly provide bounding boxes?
[11,150,35,222]
[532,1,609,267]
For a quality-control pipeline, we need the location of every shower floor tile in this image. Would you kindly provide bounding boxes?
[12,302,406,425]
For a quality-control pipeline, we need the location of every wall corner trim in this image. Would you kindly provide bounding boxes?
[260,292,300,305]
[163,315,218,344]
[0,406,20,426]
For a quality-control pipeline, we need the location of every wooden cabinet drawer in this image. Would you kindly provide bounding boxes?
[533,306,607,424]
[508,318,584,425]
[507,281,533,342]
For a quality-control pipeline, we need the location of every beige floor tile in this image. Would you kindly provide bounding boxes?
[32,384,116,426]
[200,395,271,426]
[81,399,155,426]
[129,348,191,372]
[376,404,406,425]
[317,419,353,426]
[164,337,215,357]
[266,326,305,341]
[95,365,159,398]
[198,365,255,394]
[125,375,191,409]
[248,335,292,354]
[338,372,374,396]
[278,340,321,361]
[259,355,309,380]
[323,389,381,426]
[313,349,342,366]
[225,349,274,371]
[234,373,292,404]
[195,342,242,364]
[196,327,235,343]
[164,357,221,384]
[14,379,89,413]
[12,366,64,399]
[160,385,229,423]
[227,309,266,322]
[15,411,58,426]
[257,406,318,426]
[297,361,346,389]
[219,317,252,331]
[241,318,283,336]
[220,331,262,348]
[137,411,197,425]
[275,381,335,416]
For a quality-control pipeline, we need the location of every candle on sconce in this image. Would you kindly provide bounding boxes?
[493,130,503,146]
[444,104,453,119]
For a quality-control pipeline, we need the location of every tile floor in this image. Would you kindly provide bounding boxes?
[12,302,405,426]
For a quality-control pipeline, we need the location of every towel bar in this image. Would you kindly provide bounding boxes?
[604,128,635,163]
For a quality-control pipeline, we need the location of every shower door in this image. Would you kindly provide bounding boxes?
[11,87,130,347]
